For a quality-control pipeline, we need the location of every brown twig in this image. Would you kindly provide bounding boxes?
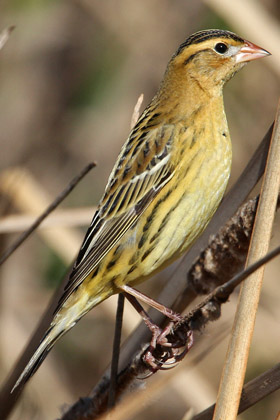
[107,294,125,409]
[0,162,96,266]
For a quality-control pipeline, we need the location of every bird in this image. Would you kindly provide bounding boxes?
[12,29,270,391]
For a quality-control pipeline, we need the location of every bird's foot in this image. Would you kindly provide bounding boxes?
[143,325,194,373]
[120,287,193,374]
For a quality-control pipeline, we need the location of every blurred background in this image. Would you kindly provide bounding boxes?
[0,1,279,419]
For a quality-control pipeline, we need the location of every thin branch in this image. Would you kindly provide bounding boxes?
[108,294,125,409]
[0,162,96,266]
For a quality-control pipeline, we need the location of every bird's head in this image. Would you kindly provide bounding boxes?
[168,29,270,96]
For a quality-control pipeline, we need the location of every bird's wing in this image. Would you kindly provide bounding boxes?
[55,117,176,311]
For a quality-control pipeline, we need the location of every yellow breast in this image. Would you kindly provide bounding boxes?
[112,97,232,286]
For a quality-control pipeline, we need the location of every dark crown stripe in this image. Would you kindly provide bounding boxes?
[175,29,244,57]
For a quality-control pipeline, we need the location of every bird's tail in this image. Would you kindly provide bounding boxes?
[11,321,68,393]
[11,290,105,393]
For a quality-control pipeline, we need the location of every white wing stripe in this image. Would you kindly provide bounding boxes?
[130,154,170,184]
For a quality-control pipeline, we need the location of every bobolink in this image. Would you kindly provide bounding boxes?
[13,29,270,390]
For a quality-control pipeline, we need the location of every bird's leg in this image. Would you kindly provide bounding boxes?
[123,292,172,370]
[122,292,163,349]
[120,285,188,371]
[119,284,184,323]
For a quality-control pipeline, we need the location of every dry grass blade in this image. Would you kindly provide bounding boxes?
[213,99,280,419]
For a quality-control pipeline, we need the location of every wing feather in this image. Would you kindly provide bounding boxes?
[55,121,175,312]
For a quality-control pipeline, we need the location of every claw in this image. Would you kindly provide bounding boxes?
[142,328,194,374]
[158,363,177,371]
[137,370,155,380]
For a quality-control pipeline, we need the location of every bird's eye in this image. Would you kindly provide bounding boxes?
[214,42,228,54]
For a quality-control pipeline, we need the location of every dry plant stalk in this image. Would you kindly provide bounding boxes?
[213,99,280,420]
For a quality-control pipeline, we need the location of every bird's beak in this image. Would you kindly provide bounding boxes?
[235,40,271,63]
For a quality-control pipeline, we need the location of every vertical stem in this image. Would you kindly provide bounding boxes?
[213,99,280,420]
[108,294,125,409]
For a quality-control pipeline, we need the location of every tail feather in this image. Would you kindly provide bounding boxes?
[12,288,106,392]
[11,324,67,393]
